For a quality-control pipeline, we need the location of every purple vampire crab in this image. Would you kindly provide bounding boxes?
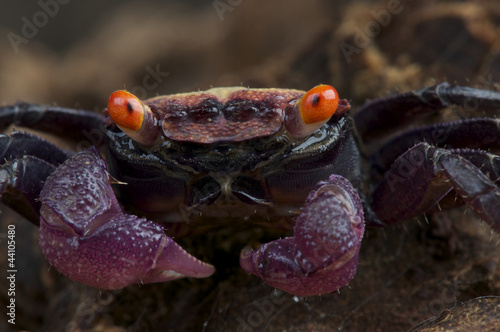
[0,83,499,296]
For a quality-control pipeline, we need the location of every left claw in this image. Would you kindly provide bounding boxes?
[240,175,365,296]
[39,147,214,289]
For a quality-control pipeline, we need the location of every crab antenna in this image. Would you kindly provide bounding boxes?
[284,85,342,138]
[107,90,159,146]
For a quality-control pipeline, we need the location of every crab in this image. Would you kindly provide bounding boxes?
[0,83,499,297]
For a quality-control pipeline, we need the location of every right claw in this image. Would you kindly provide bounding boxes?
[39,147,214,289]
[240,175,365,296]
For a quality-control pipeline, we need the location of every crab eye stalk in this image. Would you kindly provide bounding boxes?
[285,85,341,138]
[107,90,159,146]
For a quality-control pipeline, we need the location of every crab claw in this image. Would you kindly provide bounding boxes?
[240,175,364,296]
[39,147,214,289]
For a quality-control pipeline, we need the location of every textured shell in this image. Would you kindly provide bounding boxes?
[145,87,304,143]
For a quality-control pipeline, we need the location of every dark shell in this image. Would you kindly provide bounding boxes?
[145,87,304,143]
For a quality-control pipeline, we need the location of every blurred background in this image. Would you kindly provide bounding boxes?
[0,0,499,331]
[2,0,498,108]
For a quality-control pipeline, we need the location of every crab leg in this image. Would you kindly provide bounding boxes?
[372,142,500,231]
[1,156,55,225]
[240,175,365,296]
[0,131,72,164]
[0,102,105,142]
[371,118,500,173]
[354,82,500,141]
[0,132,73,224]
[38,147,214,289]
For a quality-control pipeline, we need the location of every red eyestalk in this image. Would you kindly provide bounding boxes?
[107,90,159,146]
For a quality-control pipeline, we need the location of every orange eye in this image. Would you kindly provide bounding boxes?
[107,90,159,146]
[285,84,344,138]
[108,90,145,131]
[299,85,339,125]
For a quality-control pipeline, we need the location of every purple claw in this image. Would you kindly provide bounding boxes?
[240,175,365,296]
[39,147,214,289]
